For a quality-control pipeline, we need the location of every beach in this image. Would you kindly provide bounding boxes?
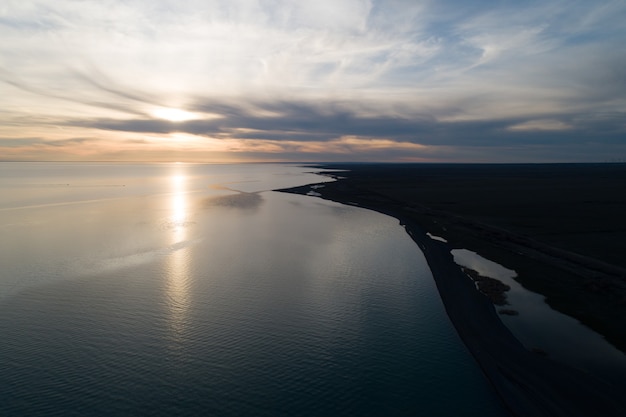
[278,163,626,417]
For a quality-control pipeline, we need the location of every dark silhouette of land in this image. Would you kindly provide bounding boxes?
[278,163,626,417]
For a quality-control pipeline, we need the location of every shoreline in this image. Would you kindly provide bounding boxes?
[276,165,626,417]
[298,163,626,352]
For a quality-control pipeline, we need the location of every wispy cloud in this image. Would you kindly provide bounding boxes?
[1,0,625,161]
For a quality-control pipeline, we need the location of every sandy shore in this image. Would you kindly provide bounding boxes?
[277,163,626,417]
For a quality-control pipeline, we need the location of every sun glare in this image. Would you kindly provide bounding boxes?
[153,108,199,122]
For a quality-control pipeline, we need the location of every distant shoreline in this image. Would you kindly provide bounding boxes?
[277,163,626,417]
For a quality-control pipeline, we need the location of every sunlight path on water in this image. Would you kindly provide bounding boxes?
[166,168,192,350]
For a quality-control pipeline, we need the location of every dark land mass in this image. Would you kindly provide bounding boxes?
[277,163,626,417]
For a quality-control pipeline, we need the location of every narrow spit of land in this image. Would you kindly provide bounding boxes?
[278,163,626,417]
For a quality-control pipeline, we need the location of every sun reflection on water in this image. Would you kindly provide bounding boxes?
[166,169,191,346]
[170,174,187,241]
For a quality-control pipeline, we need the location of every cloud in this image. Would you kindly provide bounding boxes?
[1,0,626,162]
[508,120,572,132]
[56,95,623,149]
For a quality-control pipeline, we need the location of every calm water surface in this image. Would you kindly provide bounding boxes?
[452,248,626,388]
[0,163,508,416]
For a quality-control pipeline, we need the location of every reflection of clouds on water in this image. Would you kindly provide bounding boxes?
[452,249,516,281]
[209,181,259,191]
[203,192,264,211]
[208,184,231,191]
[92,239,199,273]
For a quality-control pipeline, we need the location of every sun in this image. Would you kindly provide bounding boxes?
[152,107,199,122]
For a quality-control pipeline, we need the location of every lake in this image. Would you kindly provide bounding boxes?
[0,163,508,416]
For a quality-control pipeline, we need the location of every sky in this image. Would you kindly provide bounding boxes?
[1,0,625,163]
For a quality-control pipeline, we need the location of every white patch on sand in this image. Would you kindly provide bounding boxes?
[426,232,448,243]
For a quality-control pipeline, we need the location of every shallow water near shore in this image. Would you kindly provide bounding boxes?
[0,163,508,416]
